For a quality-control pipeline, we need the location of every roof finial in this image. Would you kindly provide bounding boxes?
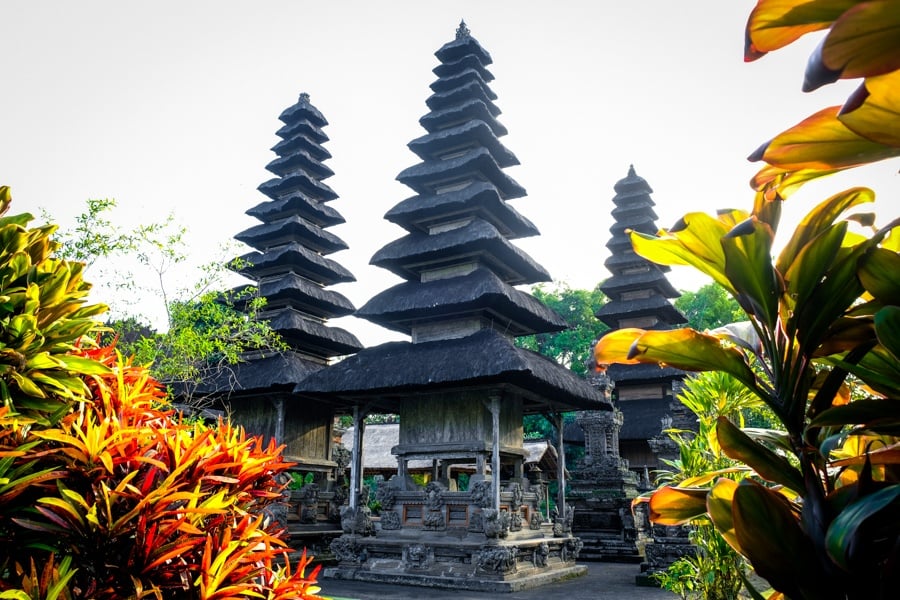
[299,92,310,104]
[628,164,636,177]
[456,20,470,39]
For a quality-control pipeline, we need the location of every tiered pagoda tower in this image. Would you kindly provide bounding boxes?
[296,23,609,592]
[595,165,689,472]
[204,92,363,479]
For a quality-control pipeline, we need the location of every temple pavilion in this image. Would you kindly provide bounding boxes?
[294,22,610,592]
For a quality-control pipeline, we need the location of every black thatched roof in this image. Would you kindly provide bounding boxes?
[239,243,355,285]
[429,67,492,94]
[245,193,344,228]
[278,94,328,127]
[256,272,356,319]
[357,267,567,336]
[370,217,551,285]
[425,79,499,113]
[397,147,525,199]
[408,120,518,167]
[270,131,330,161]
[435,25,493,65]
[235,215,348,255]
[384,181,538,239]
[263,308,363,357]
[595,296,687,328]
[604,362,685,385]
[600,269,680,297]
[265,148,334,179]
[294,329,611,414]
[258,171,338,203]
[182,351,326,396]
[432,53,494,82]
[420,99,508,137]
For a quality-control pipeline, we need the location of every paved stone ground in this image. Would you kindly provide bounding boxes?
[319,562,676,599]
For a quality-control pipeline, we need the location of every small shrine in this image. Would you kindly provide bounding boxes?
[192,93,364,554]
[295,22,610,593]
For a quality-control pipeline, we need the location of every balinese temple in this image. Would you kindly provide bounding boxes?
[594,166,690,472]
[295,22,610,592]
[193,93,363,547]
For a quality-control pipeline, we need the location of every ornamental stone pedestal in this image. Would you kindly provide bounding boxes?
[568,371,642,562]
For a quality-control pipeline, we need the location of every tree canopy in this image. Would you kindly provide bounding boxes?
[674,282,745,332]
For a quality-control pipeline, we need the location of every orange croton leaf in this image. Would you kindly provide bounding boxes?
[745,0,858,61]
[751,106,900,172]
[647,485,709,525]
[839,71,900,147]
[816,2,900,83]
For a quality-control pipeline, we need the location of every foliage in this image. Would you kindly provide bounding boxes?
[517,282,608,375]
[745,0,900,197]
[0,188,324,599]
[594,5,900,598]
[49,198,286,402]
[650,372,763,600]
[674,283,745,332]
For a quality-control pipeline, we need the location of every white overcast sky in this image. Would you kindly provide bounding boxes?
[3,1,898,345]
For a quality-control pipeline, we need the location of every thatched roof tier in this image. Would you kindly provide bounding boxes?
[258,171,338,203]
[235,215,348,255]
[595,295,687,328]
[613,165,653,197]
[603,362,684,385]
[385,181,539,238]
[432,53,494,82]
[246,193,344,228]
[238,243,355,285]
[183,351,326,396]
[270,130,330,162]
[407,120,518,167]
[279,95,328,127]
[434,26,493,65]
[425,79,499,114]
[265,148,334,179]
[255,272,356,319]
[262,307,363,357]
[370,217,551,285]
[429,67,494,96]
[357,267,567,336]
[600,269,680,297]
[611,198,657,219]
[396,146,525,199]
[419,99,508,137]
[604,251,672,273]
[294,329,611,414]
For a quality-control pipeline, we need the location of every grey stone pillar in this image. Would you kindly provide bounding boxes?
[556,412,566,518]
[349,405,365,510]
[489,394,501,511]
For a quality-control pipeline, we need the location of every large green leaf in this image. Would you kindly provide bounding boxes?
[829,345,900,398]
[859,248,900,306]
[717,417,805,494]
[707,478,741,552]
[874,305,900,361]
[745,0,858,60]
[732,480,827,600]
[783,222,848,313]
[825,484,900,571]
[721,217,780,327]
[809,398,900,433]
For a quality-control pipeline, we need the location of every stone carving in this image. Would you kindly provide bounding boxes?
[482,508,509,539]
[509,510,523,532]
[262,472,290,534]
[529,511,543,530]
[467,510,483,533]
[405,543,432,569]
[331,537,364,563]
[328,484,348,523]
[423,510,446,531]
[424,481,446,510]
[561,537,584,562]
[507,482,524,509]
[375,483,397,510]
[297,483,319,524]
[476,546,518,573]
[552,505,575,536]
[340,505,374,535]
[532,542,550,567]
[469,480,492,508]
[380,509,401,530]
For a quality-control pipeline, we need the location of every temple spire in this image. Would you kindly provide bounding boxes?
[456,19,470,39]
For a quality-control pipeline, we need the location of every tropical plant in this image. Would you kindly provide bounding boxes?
[593,4,900,598]
[0,186,324,599]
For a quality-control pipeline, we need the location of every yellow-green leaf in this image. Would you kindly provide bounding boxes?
[647,485,709,525]
[717,417,806,495]
[839,72,900,147]
[745,0,857,60]
[820,3,900,80]
[707,478,741,553]
[859,248,900,306]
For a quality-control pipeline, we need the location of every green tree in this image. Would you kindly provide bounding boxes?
[596,4,900,598]
[48,199,285,401]
[674,283,744,332]
[517,282,608,375]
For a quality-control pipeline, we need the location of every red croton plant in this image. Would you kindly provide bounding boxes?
[0,184,323,599]
[595,2,900,600]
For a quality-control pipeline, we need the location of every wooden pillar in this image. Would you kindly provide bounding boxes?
[272,397,285,445]
[555,412,566,518]
[349,405,365,510]
[489,394,501,511]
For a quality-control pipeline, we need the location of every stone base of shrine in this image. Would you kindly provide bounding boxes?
[324,532,587,593]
